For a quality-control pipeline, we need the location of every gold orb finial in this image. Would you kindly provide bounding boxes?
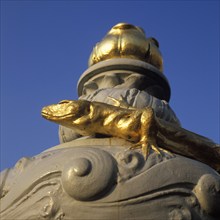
[88,23,163,72]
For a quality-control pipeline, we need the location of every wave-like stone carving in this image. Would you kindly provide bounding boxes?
[1,138,219,219]
[61,148,117,201]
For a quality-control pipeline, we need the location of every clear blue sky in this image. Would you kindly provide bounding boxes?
[1,1,219,170]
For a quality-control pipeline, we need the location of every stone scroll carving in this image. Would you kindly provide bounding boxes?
[1,139,220,219]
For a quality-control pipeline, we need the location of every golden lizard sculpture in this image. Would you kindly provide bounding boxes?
[41,99,220,173]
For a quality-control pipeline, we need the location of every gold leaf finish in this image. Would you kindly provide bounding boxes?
[42,100,220,173]
[88,23,163,72]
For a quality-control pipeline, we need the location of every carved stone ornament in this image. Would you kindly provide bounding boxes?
[1,139,220,219]
[1,23,220,220]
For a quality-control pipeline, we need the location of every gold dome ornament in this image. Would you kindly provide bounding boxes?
[78,23,171,101]
[88,23,163,72]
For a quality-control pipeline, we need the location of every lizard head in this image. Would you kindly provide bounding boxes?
[41,100,90,123]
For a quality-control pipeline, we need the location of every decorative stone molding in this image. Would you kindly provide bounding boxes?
[1,138,219,219]
[78,58,171,102]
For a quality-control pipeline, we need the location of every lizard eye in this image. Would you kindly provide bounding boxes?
[59,100,70,104]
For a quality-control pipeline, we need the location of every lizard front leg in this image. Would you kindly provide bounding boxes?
[138,107,173,158]
[139,108,160,158]
[108,96,131,109]
[128,107,159,158]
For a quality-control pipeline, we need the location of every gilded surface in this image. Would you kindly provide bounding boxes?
[88,23,163,72]
[41,99,220,173]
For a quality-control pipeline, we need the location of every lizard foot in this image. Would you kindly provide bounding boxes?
[149,144,174,158]
[129,142,153,159]
[108,96,130,109]
[130,142,173,159]
[142,143,162,159]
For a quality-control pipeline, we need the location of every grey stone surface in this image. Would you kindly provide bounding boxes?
[1,138,220,219]
[77,58,171,101]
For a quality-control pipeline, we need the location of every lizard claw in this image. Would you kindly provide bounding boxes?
[141,143,161,159]
[108,96,130,109]
[130,141,173,159]
[149,144,173,158]
[130,142,152,159]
